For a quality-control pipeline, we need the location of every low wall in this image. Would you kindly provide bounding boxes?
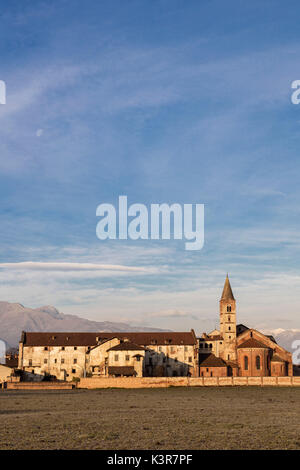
[79,376,300,389]
[6,382,75,390]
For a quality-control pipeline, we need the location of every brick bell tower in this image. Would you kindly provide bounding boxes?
[219,275,237,362]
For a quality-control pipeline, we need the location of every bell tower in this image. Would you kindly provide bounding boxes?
[220,275,237,362]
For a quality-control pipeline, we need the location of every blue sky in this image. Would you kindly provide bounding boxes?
[0,0,300,333]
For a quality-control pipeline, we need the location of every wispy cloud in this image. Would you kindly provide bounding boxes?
[147,309,198,320]
[0,261,154,273]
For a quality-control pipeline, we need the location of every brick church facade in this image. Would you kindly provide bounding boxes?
[198,276,293,377]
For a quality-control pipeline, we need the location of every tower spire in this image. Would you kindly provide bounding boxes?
[219,274,237,362]
[221,274,235,301]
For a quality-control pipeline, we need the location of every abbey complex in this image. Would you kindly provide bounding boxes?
[17,276,293,381]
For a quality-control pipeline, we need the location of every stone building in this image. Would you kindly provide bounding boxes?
[18,331,197,381]
[198,275,293,377]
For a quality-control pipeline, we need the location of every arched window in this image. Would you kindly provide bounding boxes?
[256,356,261,370]
[244,356,248,370]
[227,305,231,312]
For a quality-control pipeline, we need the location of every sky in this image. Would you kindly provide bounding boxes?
[0,0,300,334]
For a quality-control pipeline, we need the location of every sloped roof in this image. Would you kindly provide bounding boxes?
[226,361,239,368]
[236,324,249,336]
[237,338,269,349]
[108,342,145,352]
[23,332,100,347]
[271,354,285,363]
[22,331,196,346]
[221,275,235,301]
[266,335,277,344]
[199,354,227,367]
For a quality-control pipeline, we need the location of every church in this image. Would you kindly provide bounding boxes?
[198,275,293,377]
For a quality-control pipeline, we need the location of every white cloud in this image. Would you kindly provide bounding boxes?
[0,261,154,273]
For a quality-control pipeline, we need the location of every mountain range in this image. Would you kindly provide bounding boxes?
[0,301,166,348]
[0,301,298,353]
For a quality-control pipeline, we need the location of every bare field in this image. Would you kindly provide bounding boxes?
[0,387,299,450]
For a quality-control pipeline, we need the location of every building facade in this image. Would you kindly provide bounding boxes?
[198,275,293,377]
[18,331,198,381]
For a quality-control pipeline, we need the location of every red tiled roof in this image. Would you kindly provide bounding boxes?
[237,338,269,349]
[22,331,196,347]
[199,354,227,367]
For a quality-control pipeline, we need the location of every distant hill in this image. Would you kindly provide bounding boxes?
[0,301,167,348]
[1,300,298,354]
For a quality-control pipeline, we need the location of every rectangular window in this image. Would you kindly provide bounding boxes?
[73,358,77,364]
[114,355,119,362]
[74,347,77,350]
[61,358,65,364]
[189,357,192,363]
[125,355,130,361]
[72,369,76,373]
[44,359,47,364]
